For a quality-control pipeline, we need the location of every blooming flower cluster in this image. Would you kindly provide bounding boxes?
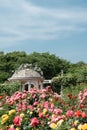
[0,86,87,130]
[78,89,87,104]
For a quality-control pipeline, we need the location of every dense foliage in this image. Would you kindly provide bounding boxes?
[0,81,21,96]
[0,51,71,83]
[52,64,87,93]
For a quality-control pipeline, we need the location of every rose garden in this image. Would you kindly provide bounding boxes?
[0,85,87,130]
[0,52,87,130]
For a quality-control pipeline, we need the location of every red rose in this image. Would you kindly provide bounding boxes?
[74,96,77,99]
[74,110,81,117]
[68,93,72,99]
[79,104,83,109]
[46,114,49,118]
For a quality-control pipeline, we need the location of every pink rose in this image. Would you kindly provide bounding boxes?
[27,105,34,110]
[66,110,74,117]
[30,117,39,127]
[33,101,39,106]
[38,112,43,118]
[13,116,22,126]
[44,101,49,109]
[54,109,62,115]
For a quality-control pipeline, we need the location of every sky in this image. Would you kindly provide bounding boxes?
[0,0,87,63]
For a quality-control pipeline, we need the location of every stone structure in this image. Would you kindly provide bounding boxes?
[8,64,44,91]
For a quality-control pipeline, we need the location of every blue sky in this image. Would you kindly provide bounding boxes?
[0,0,87,63]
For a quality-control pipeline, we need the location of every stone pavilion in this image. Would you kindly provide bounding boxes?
[8,64,44,91]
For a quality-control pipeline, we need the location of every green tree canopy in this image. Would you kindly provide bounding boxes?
[0,51,87,83]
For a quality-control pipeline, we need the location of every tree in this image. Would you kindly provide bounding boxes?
[27,52,71,79]
[0,51,86,84]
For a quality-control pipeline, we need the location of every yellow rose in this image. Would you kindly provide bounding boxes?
[9,109,16,115]
[42,108,47,115]
[1,114,9,124]
[2,114,8,118]
[20,113,24,118]
[82,123,87,130]
[57,119,64,126]
[50,123,57,129]
[52,114,57,118]
[78,124,83,130]
[74,120,79,126]
[70,128,76,130]
[16,127,20,130]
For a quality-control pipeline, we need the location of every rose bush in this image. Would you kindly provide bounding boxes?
[0,86,87,130]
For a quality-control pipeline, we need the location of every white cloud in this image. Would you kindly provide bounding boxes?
[0,0,87,47]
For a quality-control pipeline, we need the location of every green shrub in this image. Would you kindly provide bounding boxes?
[62,83,87,103]
[0,81,21,96]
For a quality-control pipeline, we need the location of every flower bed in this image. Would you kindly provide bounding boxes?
[0,86,87,130]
